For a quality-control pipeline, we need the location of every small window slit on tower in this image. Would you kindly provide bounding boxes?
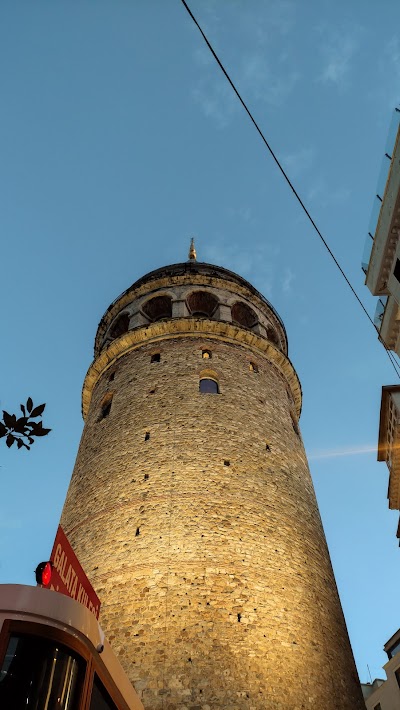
[98,393,113,421]
[291,412,300,437]
[249,362,258,373]
[135,527,140,536]
[151,353,161,363]
[224,460,230,467]
[102,402,112,419]
[237,613,241,622]
[202,350,212,359]
[145,432,150,441]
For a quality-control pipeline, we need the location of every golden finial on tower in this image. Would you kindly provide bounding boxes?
[188,237,197,261]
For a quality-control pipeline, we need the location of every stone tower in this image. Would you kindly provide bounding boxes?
[61,248,364,709]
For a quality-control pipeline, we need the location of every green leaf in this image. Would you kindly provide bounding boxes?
[20,404,26,416]
[26,397,33,413]
[0,422,7,438]
[30,403,46,418]
[17,439,23,449]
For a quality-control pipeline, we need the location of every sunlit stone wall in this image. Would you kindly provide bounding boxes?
[61,263,364,710]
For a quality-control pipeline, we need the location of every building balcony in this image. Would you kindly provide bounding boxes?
[363,108,400,299]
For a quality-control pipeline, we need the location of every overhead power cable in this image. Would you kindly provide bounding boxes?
[180,0,400,379]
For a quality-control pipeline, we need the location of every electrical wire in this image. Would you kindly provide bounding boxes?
[180,0,400,379]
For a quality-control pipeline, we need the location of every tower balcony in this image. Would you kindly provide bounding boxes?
[94,261,288,358]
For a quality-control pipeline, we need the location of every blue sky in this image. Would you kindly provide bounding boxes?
[1,0,400,683]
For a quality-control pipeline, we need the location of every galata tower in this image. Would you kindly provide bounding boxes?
[61,242,364,709]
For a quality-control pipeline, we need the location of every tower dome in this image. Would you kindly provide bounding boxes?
[60,255,364,709]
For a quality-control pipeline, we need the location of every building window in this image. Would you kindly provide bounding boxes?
[199,378,219,394]
[249,362,258,372]
[90,674,118,710]
[98,394,113,421]
[394,258,400,283]
[202,350,212,359]
[0,633,85,709]
[395,668,400,689]
[151,353,161,363]
[386,397,396,470]
[387,638,400,659]
[373,704,382,710]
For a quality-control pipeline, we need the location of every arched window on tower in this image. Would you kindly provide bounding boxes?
[199,378,219,394]
[231,302,258,330]
[199,369,219,394]
[142,295,172,322]
[109,312,130,340]
[187,291,219,318]
[267,326,280,348]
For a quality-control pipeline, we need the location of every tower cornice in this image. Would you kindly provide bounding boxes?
[83,318,302,419]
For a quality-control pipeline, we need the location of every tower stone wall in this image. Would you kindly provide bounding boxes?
[61,261,364,709]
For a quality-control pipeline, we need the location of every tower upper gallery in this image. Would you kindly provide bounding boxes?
[83,259,302,420]
[95,261,288,357]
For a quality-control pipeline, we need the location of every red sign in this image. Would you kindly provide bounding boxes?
[47,525,101,619]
